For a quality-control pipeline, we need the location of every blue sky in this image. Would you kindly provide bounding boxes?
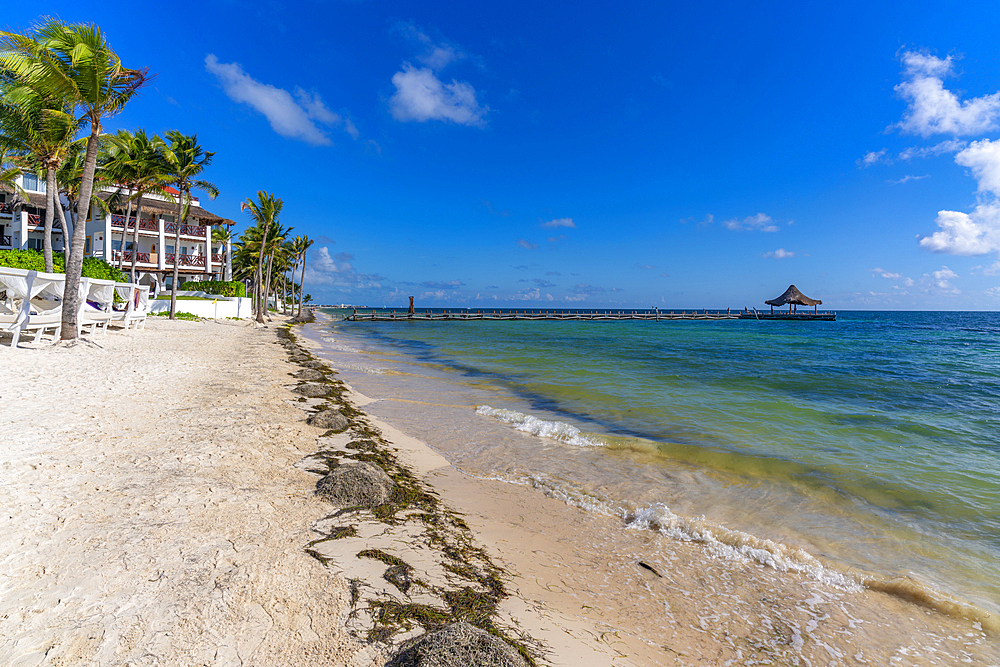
[7,1,1000,309]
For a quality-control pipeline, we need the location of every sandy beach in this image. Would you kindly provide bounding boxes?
[1,317,997,666]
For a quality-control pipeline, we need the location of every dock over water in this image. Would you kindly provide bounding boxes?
[340,309,837,322]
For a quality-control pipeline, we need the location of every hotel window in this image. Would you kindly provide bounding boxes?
[166,245,174,253]
[21,173,45,192]
[26,237,43,250]
[85,237,91,255]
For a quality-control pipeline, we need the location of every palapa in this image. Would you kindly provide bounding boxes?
[765,284,822,307]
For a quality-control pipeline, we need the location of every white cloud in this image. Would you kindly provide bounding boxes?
[930,265,960,292]
[895,51,1000,137]
[205,55,356,146]
[390,64,486,127]
[396,23,466,70]
[724,213,779,232]
[889,174,929,185]
[304,246,383,288]
[517,239,538,250]
[872,267,903,279]
[858,149,889,167]
[982,261,1000,276]
[542,217,575,229]
[763,248,795,259]
[920,202,1000,255]
[898,139,967,160]
[955,139,1000,195]
[903,277,915,287]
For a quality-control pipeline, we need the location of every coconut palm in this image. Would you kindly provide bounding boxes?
[211,225,233,281]
[0,142,27,197]
[102,129,172,281]
[260,222,291,320]
[160,130,217,319]
[239,191,282,324]
[0,18,149,339]
[291,235,313,319]
[0,92,82,271]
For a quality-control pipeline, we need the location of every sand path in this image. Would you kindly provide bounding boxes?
[0,319,373,667]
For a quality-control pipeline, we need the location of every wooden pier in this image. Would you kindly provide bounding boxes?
[341,310,836,322]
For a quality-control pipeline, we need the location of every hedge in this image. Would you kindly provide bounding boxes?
[180,280,246,297]
[0,249,127,282]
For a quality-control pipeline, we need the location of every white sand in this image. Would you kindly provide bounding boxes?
[0,319,375,666]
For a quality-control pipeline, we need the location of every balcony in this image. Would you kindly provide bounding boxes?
[1,235,11,248]
[115,251,155,264]
[0,201,13,215]
[163,222,206,238]
[111,214,158,232]
[27,213,62,230]
[211,253,223,263]
[164,253,206,267]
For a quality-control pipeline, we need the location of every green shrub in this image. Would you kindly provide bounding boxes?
[0,249,127,282]
[180,279,246,297]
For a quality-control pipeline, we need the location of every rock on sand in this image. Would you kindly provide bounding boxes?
[316,461,394,507]
[387,622,529,667]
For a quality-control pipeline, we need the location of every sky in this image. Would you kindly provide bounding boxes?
[6,1,1000,309]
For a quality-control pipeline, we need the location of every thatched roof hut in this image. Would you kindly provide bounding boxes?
[765,285,822,313]
[765,285,822,307]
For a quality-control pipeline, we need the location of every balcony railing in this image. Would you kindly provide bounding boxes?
[0,201,13,214]
[162,222,206,237]
[25,213,62,230]
[111,214,158,231]
[116,251,152,264]
[1,235,10,247]
[211,254,223,263]
[164,253,205,267]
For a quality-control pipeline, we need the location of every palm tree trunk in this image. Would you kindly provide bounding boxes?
[130,195,143,283]
[298,247,308,319]
[54,196,70,258]
[169,188,185,319]
[254,225,269,323]
[117,195,134,271]
[61,125,102,340]
[43,167,56,273]
[263,251,274,321]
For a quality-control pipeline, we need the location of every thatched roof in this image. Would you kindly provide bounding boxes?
[2,187,235,225]
[99,192,229,224]
[765,285,822,307]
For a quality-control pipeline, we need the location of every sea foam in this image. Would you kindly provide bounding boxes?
[475,405,606,448]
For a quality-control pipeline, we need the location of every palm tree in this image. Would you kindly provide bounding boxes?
[0,96,82,272]
[239,191,283,324]
[260,222,291,321]
[102,129,172,281]
[291,235,314,319]
[0,19,149,339]
[211,225,233,281]
[160,130,217,319]
[0,142,27,196]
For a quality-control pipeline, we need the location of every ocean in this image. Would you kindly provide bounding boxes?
[308,309,1000,637]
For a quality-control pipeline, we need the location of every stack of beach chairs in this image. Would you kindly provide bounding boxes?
[0,266,149,347]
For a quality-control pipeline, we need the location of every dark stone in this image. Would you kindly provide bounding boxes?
[294,368,326,380]
[308,409,349,432]
[316,462,394,508]
[293,382,329,397]
[387,622,529,667]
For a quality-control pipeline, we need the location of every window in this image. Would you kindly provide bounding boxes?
[166,245,174,253]
[21,173,45,192]
[27,237,43,250]
[112,240,134,251]
[85,237,91,255]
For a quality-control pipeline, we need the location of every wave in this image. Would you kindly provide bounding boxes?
[475,405,607,448]
[479,405,1000,632]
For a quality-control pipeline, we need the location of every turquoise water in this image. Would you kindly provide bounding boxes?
[320,310,1000,617]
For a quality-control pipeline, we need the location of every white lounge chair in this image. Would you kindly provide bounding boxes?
[112,283,149,330]
[0,267,65,346]
[79,277,116,335]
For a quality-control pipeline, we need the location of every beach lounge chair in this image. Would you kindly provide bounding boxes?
[111,283,149,330]
[78,277,116,335]
[0,267,65,346]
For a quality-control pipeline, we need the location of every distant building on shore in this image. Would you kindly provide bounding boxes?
[1,173,234,289]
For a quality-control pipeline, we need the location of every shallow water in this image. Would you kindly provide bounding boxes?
[308,310,1000,633]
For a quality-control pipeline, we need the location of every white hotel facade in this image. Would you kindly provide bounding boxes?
[1,173,234,289]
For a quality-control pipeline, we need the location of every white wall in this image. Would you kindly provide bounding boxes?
[148,296,253,319]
